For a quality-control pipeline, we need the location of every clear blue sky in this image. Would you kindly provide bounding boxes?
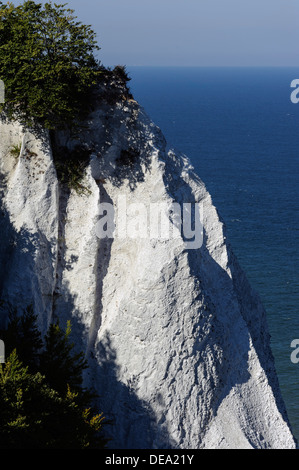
[13,0,299,67]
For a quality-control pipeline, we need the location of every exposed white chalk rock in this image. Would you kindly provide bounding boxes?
[0,99,296,449]
[0,122,59,332]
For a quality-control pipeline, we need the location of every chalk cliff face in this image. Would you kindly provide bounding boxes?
[0,96,296,449]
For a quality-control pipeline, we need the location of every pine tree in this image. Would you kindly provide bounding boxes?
[0,305,43,372]
[0,350,106,449]
[0,310,107,448]
[39,320,88,395]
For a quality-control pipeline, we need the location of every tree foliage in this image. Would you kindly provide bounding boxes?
[0,1,102,130]
[39,320,88,395]
[0,308,106,449]
[2,305,43,371]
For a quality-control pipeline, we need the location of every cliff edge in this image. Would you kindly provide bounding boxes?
[0,95,296,449]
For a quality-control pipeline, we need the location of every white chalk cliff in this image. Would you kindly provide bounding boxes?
[0,92,296,449]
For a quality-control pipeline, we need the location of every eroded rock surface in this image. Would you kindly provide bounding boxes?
[0,98,296,449]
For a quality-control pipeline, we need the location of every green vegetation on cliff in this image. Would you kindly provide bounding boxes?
[0,1,102,130]
[0,307,106,449]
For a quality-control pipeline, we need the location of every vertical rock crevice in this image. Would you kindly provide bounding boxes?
[87,183,114,355]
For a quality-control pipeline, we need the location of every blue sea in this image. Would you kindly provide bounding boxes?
[127,66,299,442]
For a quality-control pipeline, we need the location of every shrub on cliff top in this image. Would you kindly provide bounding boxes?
[0,1,102,130]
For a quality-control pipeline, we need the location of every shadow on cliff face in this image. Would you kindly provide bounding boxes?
[186,227,295,447]
[92,330,176,449]
[86,184,114,354]
[51,279,173,449]
[0,228,57,334]
[0,199,53,333]
[187,214,295,448]
[105,106,167,192]
[0,199,156,449]
[52,291,175,448]
[187,233,253,430]
[85,184,175,449]
[161,149,295,447]
[90,134,152,193]
[0,190,14,311]
[197,226,290,420]
[110,147,147,191]
[0,115,52,155]
[82,103,166,192]
[45,180,174,449]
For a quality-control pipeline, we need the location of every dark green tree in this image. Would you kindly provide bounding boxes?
[0,1,102,130]
[39,320,88,395]
[0,350,105,449]
[0,305,43,372]
[0,309,107,448]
